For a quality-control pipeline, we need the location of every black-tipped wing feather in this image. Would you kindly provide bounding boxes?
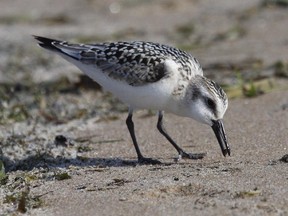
[34,36,173,86]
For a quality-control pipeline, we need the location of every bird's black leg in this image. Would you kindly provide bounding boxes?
[157,111,206,160]
[126,109,161,164]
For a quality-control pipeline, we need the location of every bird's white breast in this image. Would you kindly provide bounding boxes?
[69,57,181,111]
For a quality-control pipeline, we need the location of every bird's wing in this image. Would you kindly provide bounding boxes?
[34,36,202,86]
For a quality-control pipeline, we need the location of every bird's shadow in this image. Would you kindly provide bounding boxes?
[3,153,173,172]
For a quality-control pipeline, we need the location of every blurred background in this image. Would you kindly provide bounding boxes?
[1,0,288,81]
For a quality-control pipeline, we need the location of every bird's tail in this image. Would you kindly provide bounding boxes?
[33,35,62,52]
[33,35,85,61]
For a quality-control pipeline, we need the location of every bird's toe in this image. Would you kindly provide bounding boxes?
[180,152,207,160]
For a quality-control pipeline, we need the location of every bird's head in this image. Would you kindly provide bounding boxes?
[182,76,230,156]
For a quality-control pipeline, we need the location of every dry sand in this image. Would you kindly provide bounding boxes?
[27,90,288,216]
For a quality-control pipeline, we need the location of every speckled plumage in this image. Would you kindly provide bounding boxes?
[35,37,202,86]
[34,36,230,163]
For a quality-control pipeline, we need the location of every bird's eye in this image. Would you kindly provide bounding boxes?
[206,98,215,109]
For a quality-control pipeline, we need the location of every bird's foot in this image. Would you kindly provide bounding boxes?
[138,157,162,165]
[176,151,206,162]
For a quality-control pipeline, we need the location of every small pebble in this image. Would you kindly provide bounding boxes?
[280,154,288,163]
[54,135,68,147]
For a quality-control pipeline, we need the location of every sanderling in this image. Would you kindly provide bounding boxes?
[34,36,230,164]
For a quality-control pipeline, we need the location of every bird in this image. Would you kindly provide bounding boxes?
[34,36,230,164]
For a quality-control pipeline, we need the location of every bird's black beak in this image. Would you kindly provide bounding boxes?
[211,119,230,157]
